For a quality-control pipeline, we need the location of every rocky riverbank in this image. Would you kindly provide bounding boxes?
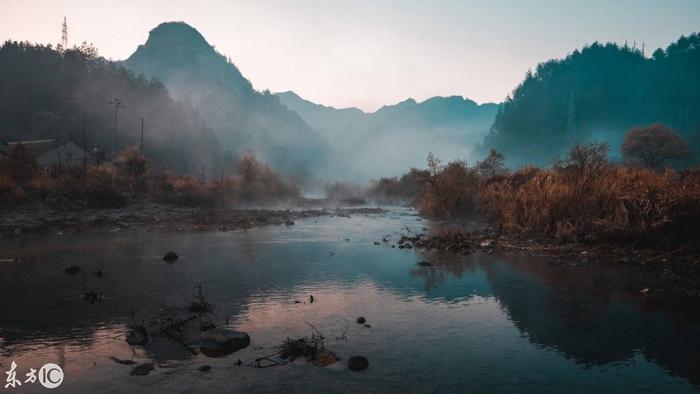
[397,228,700,298]
[0,202,387,238]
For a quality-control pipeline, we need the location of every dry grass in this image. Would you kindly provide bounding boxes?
[396,145,700,247]
[480,162,700,243]
[0,145,298,209]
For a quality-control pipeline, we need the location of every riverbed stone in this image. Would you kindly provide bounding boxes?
[162,251,179,262]
[356,317,366,324]
[65,264,81,275]
[200,328,250,357]
[348,356,369,371]
[130,362,155,376]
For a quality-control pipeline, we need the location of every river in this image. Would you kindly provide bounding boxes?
[0,207,698,393]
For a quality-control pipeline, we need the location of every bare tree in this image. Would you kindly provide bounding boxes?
[621,123,689,169]
[477,149,506,179]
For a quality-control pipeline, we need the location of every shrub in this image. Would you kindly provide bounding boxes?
[234,152,299,202]
[0,144,38,184]
[369,168,428,204]
[0,173,25,207]
[324,182,366,203]
[114,146,149,191]
[621,123,689,169]
[419,153,480,219]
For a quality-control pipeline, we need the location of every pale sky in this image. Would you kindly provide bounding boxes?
[1,0,699,112]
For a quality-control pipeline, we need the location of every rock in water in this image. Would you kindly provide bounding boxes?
[417,261,432,267]
[356,317,366,324]
[200,328,250,357]
[162,251,179,262]
[348,356,369,371]
[198,365,211,372]
[110,357,136,365]
[65,264,81,275]
[130,363,155,376]
[312,348,341,367]
[126,328,149,346]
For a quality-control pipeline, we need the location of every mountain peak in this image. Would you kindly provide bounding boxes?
[146,22,210,49]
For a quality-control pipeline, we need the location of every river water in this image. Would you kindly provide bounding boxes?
[0,207,698,393]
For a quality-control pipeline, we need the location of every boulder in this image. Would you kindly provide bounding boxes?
[65,264,81,275]
[162,251,179,262]
[130,363,155,376]
[348,356,369,371]
[356,317,366,324]
[200,328,250,357]
[417,261,432,267]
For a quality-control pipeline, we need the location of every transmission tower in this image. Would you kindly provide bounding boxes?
[566,91,578,142]
[61,17,68,48]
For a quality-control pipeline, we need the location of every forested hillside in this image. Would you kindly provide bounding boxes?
[484,33,700,167]
[0,41,221,173]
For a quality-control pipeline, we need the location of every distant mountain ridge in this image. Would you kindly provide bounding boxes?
[124,22,330,178]
[277,91,499,181]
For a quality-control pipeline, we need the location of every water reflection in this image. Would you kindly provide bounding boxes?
[0,209,698,392]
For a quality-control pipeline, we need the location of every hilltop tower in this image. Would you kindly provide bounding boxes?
[61,17,68,48]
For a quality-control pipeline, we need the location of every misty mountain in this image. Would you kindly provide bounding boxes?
[277,91,498,181]
[484,33,700,167]
[123,22,330,178]
[0,41,221,173]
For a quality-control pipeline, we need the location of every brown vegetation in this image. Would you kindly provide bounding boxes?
[0,145,298,210]
[367,168,428,204]
[621,123,689,169]
[390,144,700,248]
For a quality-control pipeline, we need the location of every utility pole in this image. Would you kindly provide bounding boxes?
[140,118,144,154]
[109,98,124,157]
[82,115,87,186]
[55,128,62,171]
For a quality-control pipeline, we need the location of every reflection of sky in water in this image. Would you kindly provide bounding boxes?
[0,208,698,393]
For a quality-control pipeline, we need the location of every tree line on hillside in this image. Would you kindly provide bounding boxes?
[0,41,223,174]
[484,33,700,168]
